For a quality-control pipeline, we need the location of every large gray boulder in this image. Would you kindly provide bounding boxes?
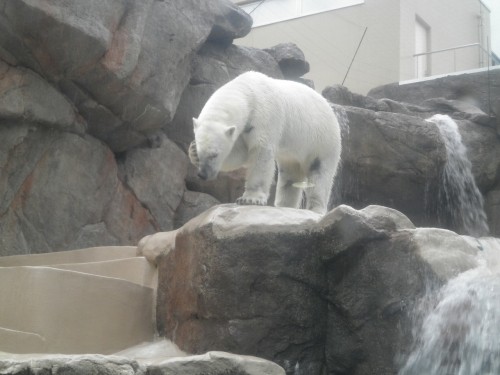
[157,205,324,374]
[0,125,157,255]
[155,204,483,375]
[331,104,446,229]
[264,42,310,79]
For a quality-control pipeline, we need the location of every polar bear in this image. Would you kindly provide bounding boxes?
[189,71,341,215]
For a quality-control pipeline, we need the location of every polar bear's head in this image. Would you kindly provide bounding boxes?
[192,118,236,180]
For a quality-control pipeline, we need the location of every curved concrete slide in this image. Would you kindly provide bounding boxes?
[0,246,157,354]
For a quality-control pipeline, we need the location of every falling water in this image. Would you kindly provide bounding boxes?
[400,114,497,374]
[329,104,354,207]
[426,114,489,237]
[400,238,500,375]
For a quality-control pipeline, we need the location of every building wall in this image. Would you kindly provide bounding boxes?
[232,0,490,94]
[399,0,491,82]
[234,0,401,94]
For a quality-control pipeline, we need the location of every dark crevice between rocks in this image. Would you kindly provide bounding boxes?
[114,164,161,232]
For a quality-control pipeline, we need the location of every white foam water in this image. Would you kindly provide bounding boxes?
[426,114,489,237]
[400,238,500,375]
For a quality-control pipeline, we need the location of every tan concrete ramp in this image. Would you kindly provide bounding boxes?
[0,246,138,267]
[0,246,157,354]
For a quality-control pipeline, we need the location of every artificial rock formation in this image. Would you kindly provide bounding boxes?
[324,75,500,236]
[155,204,483,375]
[330,103,446,228]
[0,0,252,151]
[2,0,498,256]
[0,124,157,255]
[2,0,498,373]
[264,42,310,80]
[0,0,295,256]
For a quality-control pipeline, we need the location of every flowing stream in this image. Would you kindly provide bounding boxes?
[400,238,500,374]
[426,114,489,237]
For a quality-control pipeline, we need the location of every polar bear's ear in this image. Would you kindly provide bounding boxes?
[225,126,236,138]
[192,118,199,130]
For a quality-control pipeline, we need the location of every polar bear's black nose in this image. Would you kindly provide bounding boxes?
[198,170,208,180]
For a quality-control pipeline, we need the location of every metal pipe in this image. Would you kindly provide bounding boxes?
[413,42,482,57]
[342,26,368,85]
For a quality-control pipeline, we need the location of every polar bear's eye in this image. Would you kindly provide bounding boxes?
[207,153,218,160]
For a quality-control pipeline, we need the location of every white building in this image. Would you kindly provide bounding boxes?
[233,0,492,94]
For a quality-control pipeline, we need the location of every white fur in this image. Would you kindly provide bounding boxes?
[192,71,341,214]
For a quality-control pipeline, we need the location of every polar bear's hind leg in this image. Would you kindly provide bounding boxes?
[275,162,303,209]
[304,157,336,215]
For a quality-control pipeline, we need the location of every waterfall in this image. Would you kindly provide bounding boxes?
[399,238,500,375]
[426,114,489,237]
[329,105,351,207]
[399,115,498,374]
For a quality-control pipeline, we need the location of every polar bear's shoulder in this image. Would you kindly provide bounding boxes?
[231,71,271,87]
[236,70,268,81]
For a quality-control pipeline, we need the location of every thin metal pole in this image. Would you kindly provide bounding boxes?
[342,27,368,86]
[249,0,267,14]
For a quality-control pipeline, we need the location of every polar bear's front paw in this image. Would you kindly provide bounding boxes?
[236,196,267,206]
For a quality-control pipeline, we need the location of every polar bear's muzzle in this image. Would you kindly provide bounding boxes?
[197,165,217,181]
[197,166,209,180]
[189,140,219,181]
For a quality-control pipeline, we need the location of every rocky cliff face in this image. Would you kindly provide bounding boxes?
[1,0,499,251]
[0,0,296,255]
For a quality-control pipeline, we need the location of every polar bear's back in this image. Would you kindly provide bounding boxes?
[200,71,341,165]
[235,71,336,127]
[235,72,340,159]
